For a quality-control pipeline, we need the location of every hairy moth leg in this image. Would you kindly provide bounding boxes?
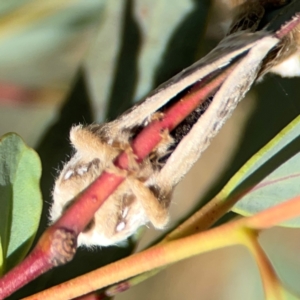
[128,177,171,229]
[51,122,173,246]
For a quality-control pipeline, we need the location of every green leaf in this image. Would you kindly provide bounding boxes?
[0,133,42,274]
[221,116,300,227]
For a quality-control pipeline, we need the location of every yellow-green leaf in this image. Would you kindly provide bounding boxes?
[221,116,300,226]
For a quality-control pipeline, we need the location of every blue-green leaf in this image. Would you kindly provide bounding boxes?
[0,133,42,274]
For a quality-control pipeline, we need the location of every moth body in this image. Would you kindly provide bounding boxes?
[50,0,300,247]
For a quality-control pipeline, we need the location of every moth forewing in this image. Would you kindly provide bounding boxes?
[155,35,279,188]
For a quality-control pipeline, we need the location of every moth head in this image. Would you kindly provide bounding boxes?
[50,125,167,247]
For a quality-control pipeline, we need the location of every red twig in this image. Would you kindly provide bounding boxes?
[0,50,235,300]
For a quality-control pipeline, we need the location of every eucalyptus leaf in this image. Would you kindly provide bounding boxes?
[222,116,300,226]
[0,133,42,274]
[0,0,106,86]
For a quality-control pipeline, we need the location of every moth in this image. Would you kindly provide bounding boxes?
[50,0,300,247]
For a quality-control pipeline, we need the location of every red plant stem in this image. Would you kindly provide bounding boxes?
[275,12,300,39]
[0,244,52,299]
[1,8,299,299]
[55,171,125,233]
[0,55,239,300]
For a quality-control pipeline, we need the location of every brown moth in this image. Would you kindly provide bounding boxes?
[50,0,300,246]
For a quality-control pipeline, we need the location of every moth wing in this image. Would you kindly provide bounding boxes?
[155,35,279,188]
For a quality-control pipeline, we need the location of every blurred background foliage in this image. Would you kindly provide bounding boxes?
[1,0,300,299]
